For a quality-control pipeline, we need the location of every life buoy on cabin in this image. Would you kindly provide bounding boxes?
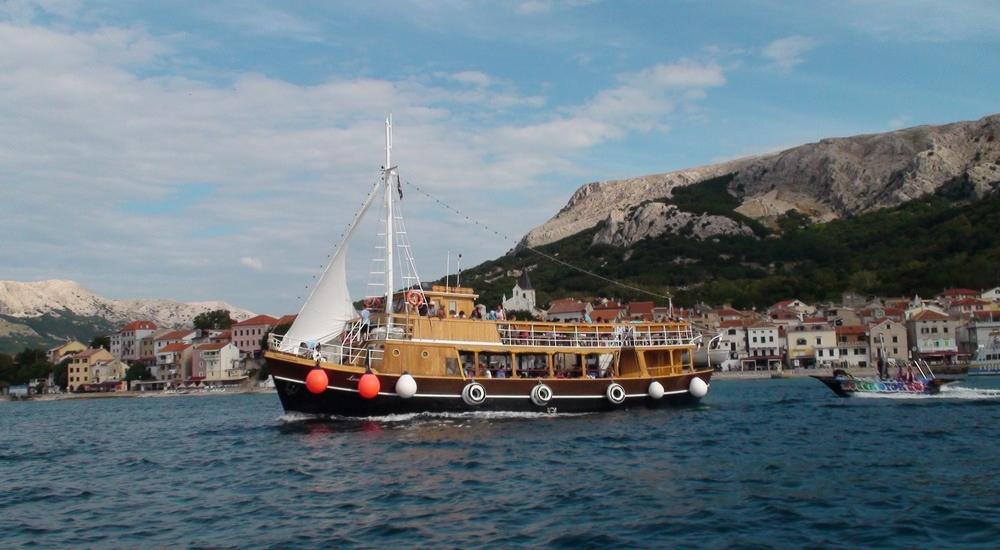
[606,383,626,405]
[462,382,487,406]
[363,296,382,309]
[405,290,425,306]
[530,384,553,407]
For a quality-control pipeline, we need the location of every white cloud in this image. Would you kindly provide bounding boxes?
[762,35,817,71]
[0,18,727,313]
[840,0,1000,42]
[888,115,912,130]
[514,0,598,15]
[448,70,494,87]
[240,256,264,271]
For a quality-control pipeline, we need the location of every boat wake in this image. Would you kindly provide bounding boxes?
[278,410,592,423]
[852,384,1000,400]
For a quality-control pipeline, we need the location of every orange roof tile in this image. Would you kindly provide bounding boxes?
[938,288,979,297]
[275,314,297,326]
[836,325,868,335]
[627,301,655,315]
[156,329,195,341]
[232,314,278,327]
[911,309,950,321]
[121,320,157,331]
[159,342,191,353]
[547,299,587,315]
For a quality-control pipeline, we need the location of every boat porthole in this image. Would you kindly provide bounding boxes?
[530,384,553,407]
[462,382,487,406]
[421,350,430,359]
[606,383,626,405]
[392,349,401,357]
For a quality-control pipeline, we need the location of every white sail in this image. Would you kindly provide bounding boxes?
[280,180,380,352]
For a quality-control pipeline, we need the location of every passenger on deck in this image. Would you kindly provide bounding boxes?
[459,310,467,319]
[360,307,371,335]
[418,301,429,316]
[471,308,482,320]
[496,305,506,321]
[427,303,438,317]
[486,308,497,321]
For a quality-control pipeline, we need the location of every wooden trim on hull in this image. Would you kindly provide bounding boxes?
[267,354,711,416]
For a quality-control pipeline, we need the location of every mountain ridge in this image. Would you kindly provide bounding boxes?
[520,113,1000,249]
[0,280,255,354]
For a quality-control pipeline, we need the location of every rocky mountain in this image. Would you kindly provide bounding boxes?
[521,114,1000,249]
[0,280,255,353]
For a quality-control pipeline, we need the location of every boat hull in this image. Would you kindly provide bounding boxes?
[811,375,945,397]
[267,353,711,416]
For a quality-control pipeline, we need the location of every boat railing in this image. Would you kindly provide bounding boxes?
[496,322,697,349]
[267,333,384,367]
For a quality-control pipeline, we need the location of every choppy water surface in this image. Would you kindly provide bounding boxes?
[3,378,1000,548]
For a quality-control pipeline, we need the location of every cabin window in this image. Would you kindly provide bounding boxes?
[481,352,512,378]
[553,353,582,378]
[517,354,549,378]
[459,351,475,376]
[444,357,459,376]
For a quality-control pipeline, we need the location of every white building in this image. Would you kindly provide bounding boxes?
[906,309,959,361]
[746,323,782,369]
[110,320,158,361]
[192,343,243,382]
[502,272,542,317]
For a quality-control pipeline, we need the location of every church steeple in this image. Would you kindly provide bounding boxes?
[516,270,533,291]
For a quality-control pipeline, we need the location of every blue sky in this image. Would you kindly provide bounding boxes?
[1,0,998,315]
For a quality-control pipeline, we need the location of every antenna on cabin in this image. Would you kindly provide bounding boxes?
[457,253,463,287]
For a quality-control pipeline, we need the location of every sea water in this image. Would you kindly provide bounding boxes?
[2,378,999,548]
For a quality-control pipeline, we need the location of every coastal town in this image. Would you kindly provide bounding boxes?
[3,271,999,399]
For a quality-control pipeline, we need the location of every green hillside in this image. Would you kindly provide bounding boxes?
[0,311,115,355]
[452,178,1000,310]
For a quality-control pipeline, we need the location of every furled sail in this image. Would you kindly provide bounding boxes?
[280,180,380,352]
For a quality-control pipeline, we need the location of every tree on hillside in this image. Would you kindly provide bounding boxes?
[90,335,111,350]
[125,363,153,382]
[53,358,70,390]
[193,309,233,330]
[15,348,47,367]
[0,353,15,384]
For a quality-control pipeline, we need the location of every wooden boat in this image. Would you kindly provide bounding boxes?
[264,117,712,416]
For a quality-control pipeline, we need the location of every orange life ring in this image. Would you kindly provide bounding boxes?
[363,297,382,308]
[406,290,425,306]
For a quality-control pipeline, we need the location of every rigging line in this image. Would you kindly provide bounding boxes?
[402,180,673,301]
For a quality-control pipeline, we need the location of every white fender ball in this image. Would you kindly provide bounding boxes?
[395,373,417,399]
[647,381,665,399]
[689,377,709,398]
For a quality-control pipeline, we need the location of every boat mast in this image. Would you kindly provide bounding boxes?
[384,115,395,329]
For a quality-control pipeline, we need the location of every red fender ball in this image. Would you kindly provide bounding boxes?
[358,373,381,399]
[305,368,329,394]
